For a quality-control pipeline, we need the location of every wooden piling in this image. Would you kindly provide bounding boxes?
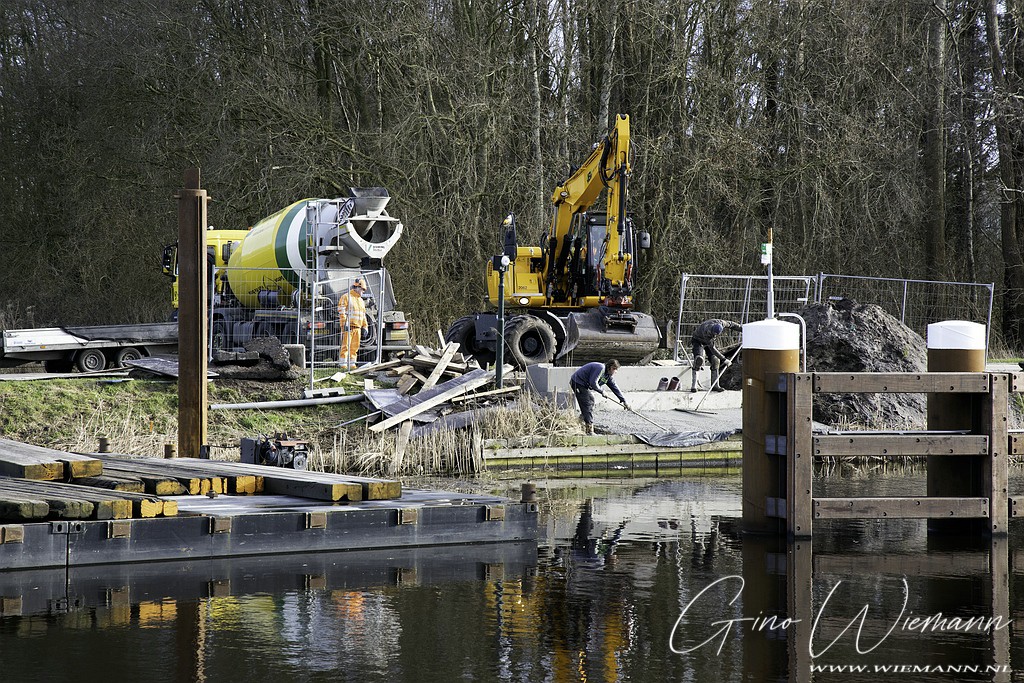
[925,321,992,535]
[176,169,209,459]
[741,319,800,535]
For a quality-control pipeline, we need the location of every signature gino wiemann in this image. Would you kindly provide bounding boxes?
[669,575,1010,657]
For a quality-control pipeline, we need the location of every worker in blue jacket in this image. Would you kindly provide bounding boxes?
[570,359,628,435]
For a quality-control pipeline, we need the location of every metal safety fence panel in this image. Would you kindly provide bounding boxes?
[673,273,994,362]
[673,274,817,362]
[816,273,993,345]
[207,267,388,379]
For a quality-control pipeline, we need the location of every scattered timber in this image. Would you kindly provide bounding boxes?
[0,438,102,480]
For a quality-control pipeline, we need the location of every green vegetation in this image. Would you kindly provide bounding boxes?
[0,377,363,460]
[0,376,581,476]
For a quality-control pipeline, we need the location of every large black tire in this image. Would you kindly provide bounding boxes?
[75,348,107,373]
[113,346,143,367]
[504,315,557,367]
[211,321,231,351]
[445,315,495,367]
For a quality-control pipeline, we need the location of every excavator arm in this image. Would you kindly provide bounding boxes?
[545,114,633,308]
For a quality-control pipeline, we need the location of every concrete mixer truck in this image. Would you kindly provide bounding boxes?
[164,187,413,364]
[0,188,412,372]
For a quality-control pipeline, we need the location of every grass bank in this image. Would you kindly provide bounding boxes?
[0,375,580,477]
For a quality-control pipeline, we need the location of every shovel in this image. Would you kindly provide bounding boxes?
[597,392,669,430]
[678,345,742,415]
[315,371,347,384]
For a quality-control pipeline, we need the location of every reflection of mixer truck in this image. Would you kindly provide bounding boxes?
[164,187,413,363]
[0,188,412,373]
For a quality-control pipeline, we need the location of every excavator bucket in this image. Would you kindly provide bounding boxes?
[560,309,662,365]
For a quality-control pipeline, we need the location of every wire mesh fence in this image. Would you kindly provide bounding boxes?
[673,274,817,361]
[208,267,391,373]
[673,273,994,361]
[816,274,994,342]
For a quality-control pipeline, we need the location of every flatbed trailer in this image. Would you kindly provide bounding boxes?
[0,323,178,373]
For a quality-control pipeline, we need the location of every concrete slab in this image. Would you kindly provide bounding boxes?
[525,362,742,413]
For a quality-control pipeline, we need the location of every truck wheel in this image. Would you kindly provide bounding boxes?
[114,347,143,367]
[445,315,495,367]
[75,348,107,373]
[212,322,231,351]
[504,315,556,367]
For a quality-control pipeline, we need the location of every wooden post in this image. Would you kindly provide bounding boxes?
[925,320,986,535]
[176,169,209,459]
[742,319,800,534]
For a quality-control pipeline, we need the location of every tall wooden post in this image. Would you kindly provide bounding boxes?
[176,169,209,459]
[926,320,986,534]
[742,319,800,534]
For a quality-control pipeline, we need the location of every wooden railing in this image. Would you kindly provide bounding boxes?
[761,371,1013,537]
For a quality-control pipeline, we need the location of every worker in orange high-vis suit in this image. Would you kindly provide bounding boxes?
[337,278,369,370]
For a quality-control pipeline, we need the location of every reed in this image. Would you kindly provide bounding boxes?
[316,399,582,477]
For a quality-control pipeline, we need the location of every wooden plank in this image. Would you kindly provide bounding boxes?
[395,421,413,459]
[787,373,813,537]
[421,342,461,391]
[371,369,494,433]
[812,496,989,519]
[172,458,400,501]
[450,386,521,403]
[984,373,1009,534]
[0,479,139,519]
[0,498,49,521]
[57,454,103,478]
[396,374,419,396]
[72,475,146,493]
[0,438,68,480]
[812,434,990,456]
[97,466,188,496]
[349,358,403,376]
[811,372,990,394]
[0,483,95,519]
[88,455,223,495]
[261,477,362,502]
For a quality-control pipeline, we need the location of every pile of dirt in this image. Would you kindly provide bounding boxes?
[721,298,928,427]
[800,298,927,427]
[211,337,301,381]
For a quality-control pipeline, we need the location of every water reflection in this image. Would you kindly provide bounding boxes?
[0,472,1021,682]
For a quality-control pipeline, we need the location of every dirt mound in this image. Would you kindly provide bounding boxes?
[211,337,300,381]
[801,298,927,427]
[721,298,927,427]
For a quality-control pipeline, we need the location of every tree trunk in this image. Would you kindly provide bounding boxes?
[982,0,1024,344]
[923,0,947,281]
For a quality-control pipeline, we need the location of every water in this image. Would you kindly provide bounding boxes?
[0,469,1020,682]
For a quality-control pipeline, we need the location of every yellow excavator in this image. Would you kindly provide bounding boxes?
[446,114,664,367]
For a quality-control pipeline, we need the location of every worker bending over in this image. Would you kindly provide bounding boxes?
[570,360,629,435]
[338,278,369,370]
[690,319,741,393]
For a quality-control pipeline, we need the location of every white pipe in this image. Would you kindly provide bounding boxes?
[211,393,364,410]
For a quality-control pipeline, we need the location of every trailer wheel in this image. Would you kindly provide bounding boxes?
[504,315,556,367]
[114,347,143,367]
[75,348,107,373]
[445,315,495,367]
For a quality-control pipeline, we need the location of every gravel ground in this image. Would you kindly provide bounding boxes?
[589,393,742,437]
